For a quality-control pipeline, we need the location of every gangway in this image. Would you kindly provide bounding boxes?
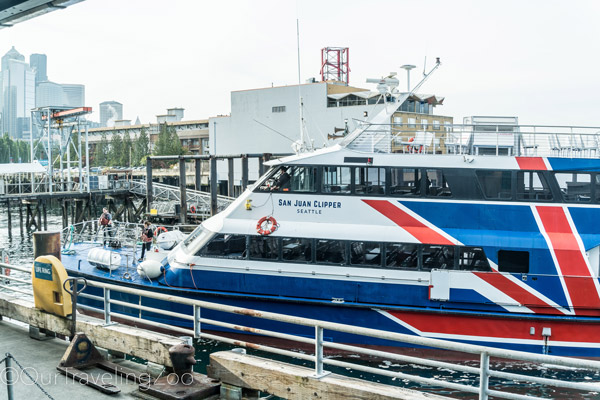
[129,180,234,218]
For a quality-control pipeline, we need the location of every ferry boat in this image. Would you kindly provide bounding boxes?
[60,70,600,357]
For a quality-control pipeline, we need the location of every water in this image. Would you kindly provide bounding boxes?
[0,205,599,399]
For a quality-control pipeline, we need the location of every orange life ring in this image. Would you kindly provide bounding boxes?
[256,216,278,236]
[154,226,168,237]
[190,205,197,213]
[406,137,415,152]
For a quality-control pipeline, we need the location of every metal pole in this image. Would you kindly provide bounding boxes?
[193,305,201,338]
[315,326,324,376]
[104,288,111,325]
[47,108,52,194]
[85,124,90,194]
[6,354,14,400]
[479,351,489,400]
[67,129,72,190]
[195,159,202,191]
[146,158,153,213]
[227,158,234,197]
[30,112,35,194]
[210,157,217,216]
[241,155,248,191]
[78,121,83,193]
[179,157,187,223]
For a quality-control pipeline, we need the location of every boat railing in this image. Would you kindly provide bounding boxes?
[346,122,600,158]
[0,262,598,400]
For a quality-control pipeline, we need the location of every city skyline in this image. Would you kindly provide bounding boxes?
[0,1,599,129]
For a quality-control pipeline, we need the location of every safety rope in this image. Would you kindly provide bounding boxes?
[2,353,56,399]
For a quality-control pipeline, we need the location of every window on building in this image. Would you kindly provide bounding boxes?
[316,239,346,264]
[425,169,452,197]
[498,250,529,273]
[476,170,512,199]
[355,167,386,195]
[433,120,440,130]
[389,167,421,196]
[393,116,402,126]
[385,243,419,269]
[350,241,381,266]
[322,166,351,194]
[282,238,312,262]
[422,245,454,270]
[408,118,417,128]
[327,98,338,108]
[249,236,279,260]
[272,106,286,113]
[421,119,428,130]
[555,172,591,202]
[516,171,552,201]
[458,247,490,271]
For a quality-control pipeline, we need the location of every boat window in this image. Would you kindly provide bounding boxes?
[555,172,591,203]
[322,166,351,194]
[282,238,312,262]
[422,245,455,270]
[183,225,214,255]
[355,167,386,195]
[289,166,317,193]
[516,171,552,201]
[385,243,419,269]
[350,241,381,266]
[596,175,600,203]
[249,236,280,260]
[425,169,452,197]
[196,234,246,258]
[316,239,346,264]
[389,168,420,196]
[476,170,512,200]
[498,250,529,273]
[458,247,490,271]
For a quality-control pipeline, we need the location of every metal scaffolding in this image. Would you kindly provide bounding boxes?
[30,106,92,194]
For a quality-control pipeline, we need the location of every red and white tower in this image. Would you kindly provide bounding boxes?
[320,47,350,84]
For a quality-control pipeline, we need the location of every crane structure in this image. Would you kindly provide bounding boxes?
[31,106,92,194]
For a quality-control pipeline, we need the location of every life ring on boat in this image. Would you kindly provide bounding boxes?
[190,205,197,214]
[256,216,278,236]
[154,226,168,237]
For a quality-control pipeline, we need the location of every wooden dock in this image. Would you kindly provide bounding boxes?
[0,291,450,399]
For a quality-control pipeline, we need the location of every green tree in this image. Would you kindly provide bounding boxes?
[167,125,184,156]
[122,131,133,167]
[94,131,109,166]
[133,127,150,166]
[109,133,124,167]
[153,123,170,156]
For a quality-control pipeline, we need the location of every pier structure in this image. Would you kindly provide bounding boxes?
[146,153,290,223]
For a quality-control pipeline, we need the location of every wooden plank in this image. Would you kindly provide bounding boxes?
[208,351,451,400]
[0,293,182,367]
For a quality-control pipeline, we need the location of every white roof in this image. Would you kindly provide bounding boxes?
[0,161,47,175]
[327,91,380,100]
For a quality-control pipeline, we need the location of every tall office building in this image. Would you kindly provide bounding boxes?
[100,101,123,127]
[1,47,35,139]
[29,53,47,83]
[62,84,85,107]
[36,81,65,107]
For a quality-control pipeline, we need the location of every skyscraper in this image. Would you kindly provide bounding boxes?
[29,53,47,83]
[1,47,35,139]
[100,101,123,127]
[62,84,85,107]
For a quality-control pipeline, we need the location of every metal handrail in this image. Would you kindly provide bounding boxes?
[1,263,599,399]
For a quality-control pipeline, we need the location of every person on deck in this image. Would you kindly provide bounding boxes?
[139,221,154,262]
[99,207,113,245]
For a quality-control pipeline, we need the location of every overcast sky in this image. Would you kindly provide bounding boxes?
[2,0,599,126]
